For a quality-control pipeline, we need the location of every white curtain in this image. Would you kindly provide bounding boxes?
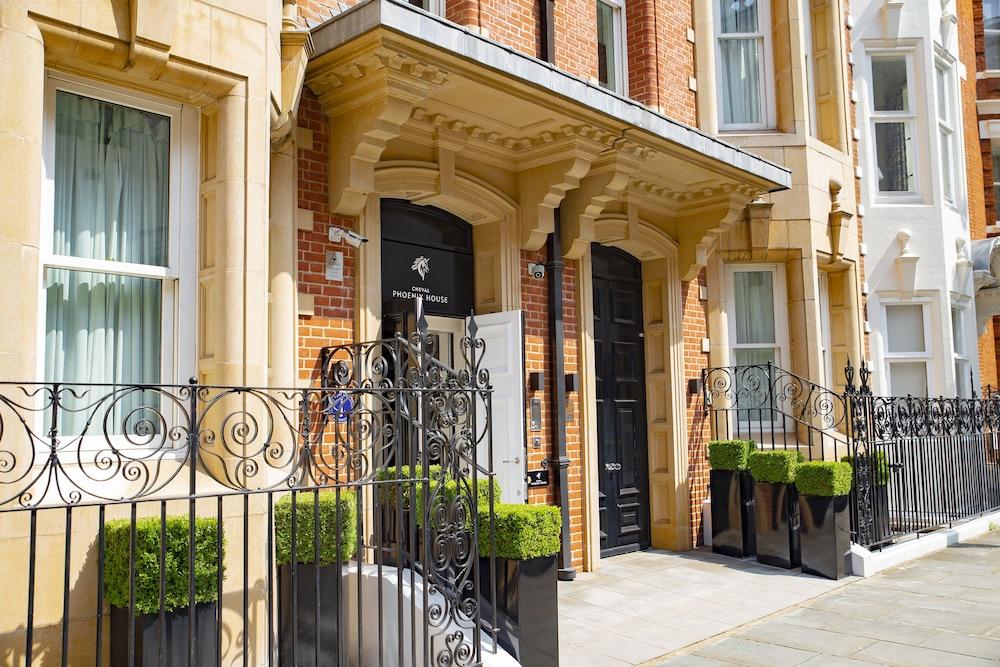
[719,0,762,126]
[45,91,168,390]
[733,270,776,421]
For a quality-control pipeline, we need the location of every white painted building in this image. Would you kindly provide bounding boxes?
[852,0,979,397]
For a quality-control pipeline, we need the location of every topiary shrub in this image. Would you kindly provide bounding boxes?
[840,452,890,486]
[104,516,224,616]
[478,503,561,561]
[708,440,757,470]
[795,461,853,497]
[275,490,358,566]
[417,476,501,527]
[748,450,803,484]
[375,465,444,509]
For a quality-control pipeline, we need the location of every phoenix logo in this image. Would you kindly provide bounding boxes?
[411,256,430,280]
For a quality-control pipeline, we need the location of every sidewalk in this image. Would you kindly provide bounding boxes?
[558,548,856,666]
[654,530,1000,665]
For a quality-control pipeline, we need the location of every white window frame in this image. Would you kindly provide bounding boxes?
[37,72,198,448]
[725,264,790,429]
[818,271,834,387]
[951,302,972,398]
[986,0,1000,71]
[867,50,920,201]
[596,0,627,94]
[992,142,1000,224]
[413,0,445,16]
[881,300,933,397]
[935,56,958,207]
[713,0,776,131]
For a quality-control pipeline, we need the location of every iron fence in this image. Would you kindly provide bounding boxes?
[704,361,1000,549]
[0,314,497,666]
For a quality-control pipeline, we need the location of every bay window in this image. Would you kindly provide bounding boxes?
[596,0,626,93]
[715,0,774,130]
[883,303,930,397]
[986,0,1000,70]
[869,54,916,195]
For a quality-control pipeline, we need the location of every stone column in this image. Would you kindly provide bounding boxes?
[0,3,43,379]
[268,138,298,387]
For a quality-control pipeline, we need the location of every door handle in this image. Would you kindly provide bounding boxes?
[604,463,622,472]
[502,457,521,464]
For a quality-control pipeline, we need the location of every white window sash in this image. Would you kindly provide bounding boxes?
[867,51,921,199]
[597,0,628,94]
[714,0,776,130]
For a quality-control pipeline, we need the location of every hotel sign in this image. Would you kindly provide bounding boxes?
[381,238,474,317]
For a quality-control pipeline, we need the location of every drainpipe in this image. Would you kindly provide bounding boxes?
[547,208,577,580]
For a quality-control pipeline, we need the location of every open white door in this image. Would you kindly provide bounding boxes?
[470,311,527,504]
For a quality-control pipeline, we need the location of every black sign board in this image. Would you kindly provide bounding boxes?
[381,239,474,317]
[527,470,550,487]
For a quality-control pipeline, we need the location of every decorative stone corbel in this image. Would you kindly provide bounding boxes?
[126,0,178,79]
[307,47,449,216]
[271,1,314,143]
[747,201,774,255]
[881,0,905,37]
[827,180,853,264]
[955,237,974,291]
[560,152,643,259]
[677,190,756,281]
[895,230,919,293]
[517,156,596,251]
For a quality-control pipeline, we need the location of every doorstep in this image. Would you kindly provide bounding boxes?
[558,548,857,666]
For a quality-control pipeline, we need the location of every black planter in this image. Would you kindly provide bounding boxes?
[754,481,801,569]
[710,469,756,558]
[278,563,346,667]
[480,554,559,666]
[110,602,218,667]
[799,494,852,580]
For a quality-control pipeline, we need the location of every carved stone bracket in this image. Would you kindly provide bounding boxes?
[518,153,598,251]
[271,6,314,143]
[748,201,775,255]
[126,0,178,79]
[676,188,760,281]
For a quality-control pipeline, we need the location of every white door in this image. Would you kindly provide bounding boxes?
[470,311,527,504]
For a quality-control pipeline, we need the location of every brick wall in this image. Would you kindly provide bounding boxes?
[625,0,696,123]
[682,273,709,546]
[297,91,357,383]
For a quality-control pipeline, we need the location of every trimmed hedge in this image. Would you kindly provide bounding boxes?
[417,476,501,527]
[478,503,561,561]
[104,516,224,616]
[708,440,756,471]
[748,450,803,484]
[795,461,853,497]
[375,465,444,509]
[840,452,890,486]
[274,491,358,566]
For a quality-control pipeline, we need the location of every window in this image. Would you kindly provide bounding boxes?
[987,0,1000,70]
[992,144,1000,222]
[802,0,818,138]
[819,271,833,387]
[407,0,445,16]
[715,0,774,129]
[727,266,788,424]
[869,54,916,195]
[936,60,956,204]
[41,75,193,435]
[883,304,930,396]
[952,306,971,398]
[596,0,626,93]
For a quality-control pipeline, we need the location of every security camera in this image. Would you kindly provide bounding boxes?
[527,262,546,279]
[329,226,369,248]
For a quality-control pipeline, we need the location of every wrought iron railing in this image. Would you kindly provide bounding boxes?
[0,315,498,666]
[704,360,1000,549]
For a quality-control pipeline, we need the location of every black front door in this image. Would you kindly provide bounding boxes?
[593,244,650,556]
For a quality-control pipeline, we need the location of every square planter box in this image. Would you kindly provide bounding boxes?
[710,469,756,558]
[754,481,801,569]
[480,554,559,667]
[799,494,852,580]
[110,602,218,667]
[278,563,348,667]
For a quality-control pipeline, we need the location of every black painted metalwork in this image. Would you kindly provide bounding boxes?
[704,360,1000,551]
[1,306,497,666]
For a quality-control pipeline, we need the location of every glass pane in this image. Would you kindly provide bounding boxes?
[988,32,1000,70]
[952,307,964,355]
[955,360,971,398]
[889,361,927,397]
[874,121,913,192]
[871,57,909,112]
[719,38,763,126]
[987,0,1000,21]
[734,348,776,423]
[886,305,925,353]
[734,271,775,345]
[935,66,948,120]
[940,129,953,201]
[596,1,618,91]
[54,91,170,266]
[719,0,759,34]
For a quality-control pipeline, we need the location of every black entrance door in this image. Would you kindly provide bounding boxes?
[592,244,650,556]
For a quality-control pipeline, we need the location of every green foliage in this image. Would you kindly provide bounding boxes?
[748,450,803,484]
[375,465,444,509]
[840,452,890,486]
[274,491,358,566]
[708,440,757,471]
[478,503,562,560]
[795,461,853,497]
[417,476,501,528]
[103,515,224,616]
